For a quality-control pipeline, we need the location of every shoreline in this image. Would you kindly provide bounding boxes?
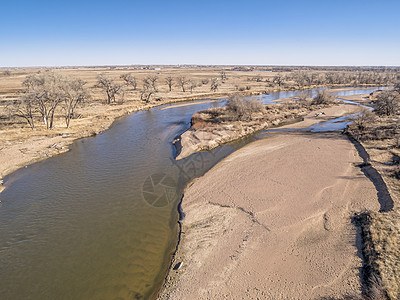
[175,101,363,160]
[0,85,373,193]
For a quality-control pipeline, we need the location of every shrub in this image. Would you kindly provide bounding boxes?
[226,94,264,121]
[351,109,376,132]
[311,90,334,105]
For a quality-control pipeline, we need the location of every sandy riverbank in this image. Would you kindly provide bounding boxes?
[176,101,362,160]
[160,108,380,299]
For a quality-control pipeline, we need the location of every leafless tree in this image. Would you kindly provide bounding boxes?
[165,76,174,91]
[375,90,400,116]
[62,78,89,128]
[293,71,310,88]
[140,86,155,103]
[143,75,158,92]
[96,74,124,104]
[311,90,334,105]
[177,76,187,92]
[210,78,219,92]
[140,78,157,103]
[14,98,35,129]
[22,73,64,129]
[120,73,137,90]
[273,73,285,87]
[3,70,11,76]
[189,79,197,93]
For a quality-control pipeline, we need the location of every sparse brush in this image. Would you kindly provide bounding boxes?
[226,94,264,121]
[351,109,376,132]
[311,90,334,105]
[355,210,400,300]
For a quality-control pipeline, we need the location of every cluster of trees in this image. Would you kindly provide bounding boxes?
[351,87,400,133]
[289,71,399,88]
[10,69,400,130]
[246,71,399,89]
[12,72,227,130]
[15,72,88,129]
[374,90,400,116]
[122,73,222,101]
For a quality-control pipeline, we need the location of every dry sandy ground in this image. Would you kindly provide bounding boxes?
[160,109,380,299]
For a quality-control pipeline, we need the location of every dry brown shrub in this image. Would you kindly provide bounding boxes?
[311,90,334,105]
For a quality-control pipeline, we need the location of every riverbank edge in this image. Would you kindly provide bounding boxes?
[0,85,376,194]
[345,131,398,299]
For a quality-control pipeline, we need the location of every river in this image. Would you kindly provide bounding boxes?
[0,87,384,299]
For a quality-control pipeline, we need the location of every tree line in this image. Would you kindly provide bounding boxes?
[9,71,226,130]
[7,69,400,130]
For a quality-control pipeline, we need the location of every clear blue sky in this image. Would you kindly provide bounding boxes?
[1,0,399,67]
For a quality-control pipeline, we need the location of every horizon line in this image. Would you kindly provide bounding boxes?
[2,64,400,69]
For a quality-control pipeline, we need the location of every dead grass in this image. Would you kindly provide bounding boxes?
[346,104,400,300]
[355,210,400,300]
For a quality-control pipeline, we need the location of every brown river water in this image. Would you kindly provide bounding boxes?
[0,87,383,299]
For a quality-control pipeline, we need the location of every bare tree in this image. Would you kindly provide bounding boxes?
[296,71,308,88]
[3,70,11,76]
[188,79,197,93]
[140,86,155,103]
[140,78,156,103]
[120,73,137,90]
[311,90,334,105]
[165,76,174,91]
[96,74,123,104]
[177,76,187,92]
[143,75,158,92]
[14,98,35,129]
[62,78,89,128]
[375,90,400,116]
[22,73,64,129]
[210,78,219,92]
[273,73,285,87]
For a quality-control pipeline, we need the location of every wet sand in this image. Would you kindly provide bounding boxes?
[160,109,379,299]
